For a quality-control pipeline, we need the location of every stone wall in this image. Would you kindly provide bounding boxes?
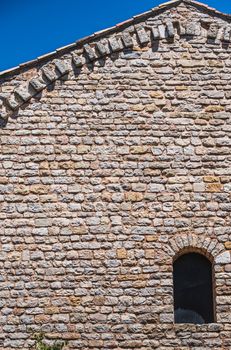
[0,1,231,349]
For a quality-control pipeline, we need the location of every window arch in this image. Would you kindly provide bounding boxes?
[173,252,215,324]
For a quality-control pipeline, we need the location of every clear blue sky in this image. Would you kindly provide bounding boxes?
[1,0,231,72]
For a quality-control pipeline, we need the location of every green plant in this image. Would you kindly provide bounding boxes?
[33,332,68,350]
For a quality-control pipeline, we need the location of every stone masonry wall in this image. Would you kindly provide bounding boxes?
[0,1,231,349]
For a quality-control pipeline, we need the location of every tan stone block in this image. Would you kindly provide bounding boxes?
[125,191,143,202]
[145,104,159,112]
[225,242,231,250]
[62,333,81,340]
[69,296,81,306]
[35,314,51,323]
[206,183,223,192]
[117,248,127,259]
[205,106,224,112]
[208,60,224,67]
[94,296,105,306]
[30,185,49,194]
[102,191,112,202]
[60,161,75,169]
[118,274,146,281]
[133,280,147,288]
[175,85,187,91]
[77,145,91,154]
[146,235,157,242]
[145,249,155,259]
[132,104,144,111]
[203,176,220,183]
[133,46,149,52]
[45,307,59,314]
[130,146,148,154]
[40,161,50,169]
[0,177,8,184]
[150,91,164,98]
[72,226,87,235]
[78,98,86,105]
[14,185,29,195]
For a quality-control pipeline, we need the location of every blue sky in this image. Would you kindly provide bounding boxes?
[1,0,231,72]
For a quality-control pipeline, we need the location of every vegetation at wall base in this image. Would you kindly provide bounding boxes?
[32,333,68,350]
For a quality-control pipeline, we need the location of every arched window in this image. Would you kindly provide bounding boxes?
[173,252,215,324]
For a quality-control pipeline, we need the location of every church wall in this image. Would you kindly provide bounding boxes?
[0,2,231,349]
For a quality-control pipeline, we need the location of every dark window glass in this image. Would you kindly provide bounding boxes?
[173,252,215,324]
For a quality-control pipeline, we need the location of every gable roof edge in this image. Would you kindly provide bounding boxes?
[1,0,231,121]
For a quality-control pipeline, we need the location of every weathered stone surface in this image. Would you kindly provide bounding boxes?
[215,251,231,264]
[122,32,133,48]
[0,1,230,349]
[166,21,174,37]
[96,41,109,56]
[54,60,69,75]
[14,86,31,102]
[207,23,219,38]
[83,44,97,61]
[152,26,160,39]
[136,27,150,45]
[41,66,57,82]
[29,78,46,92]
[117,248,127,259]
[5,95,20,110]
[108,37,122,52]
[72,54,83,67]
[158,24,167,39]
[225,242,231,250]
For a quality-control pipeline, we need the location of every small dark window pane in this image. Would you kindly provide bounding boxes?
[173,252,214,324]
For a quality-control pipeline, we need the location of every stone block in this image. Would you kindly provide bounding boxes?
[69,296,81,306]
[224,242,231,250]
[215,251,231,264]
[72,54,83,67]
[136,27,150,45]
[130,146,148,154]
[203,176,220,183]
[206,183,223,192]
[166,21,174,37]
[35,218,52,227]
[207,23,219,39]
[149,184,165,193]
[96,41,109,56]
[30,185,49,194]
[29,78,46,92]
[193,183,205,192]
[84,44,97,61]
[14,86,31,102]
[108,38,122,52]
[77,145,91,154]
[158,24,167,39]
[125,192,143,202]
[122,32,133,48]
[41,66,57,82]
[54,60,69,75]
[145,249,155,259]
[5,95,20,110]
[117,248,127,259]
[152,27,160,40]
